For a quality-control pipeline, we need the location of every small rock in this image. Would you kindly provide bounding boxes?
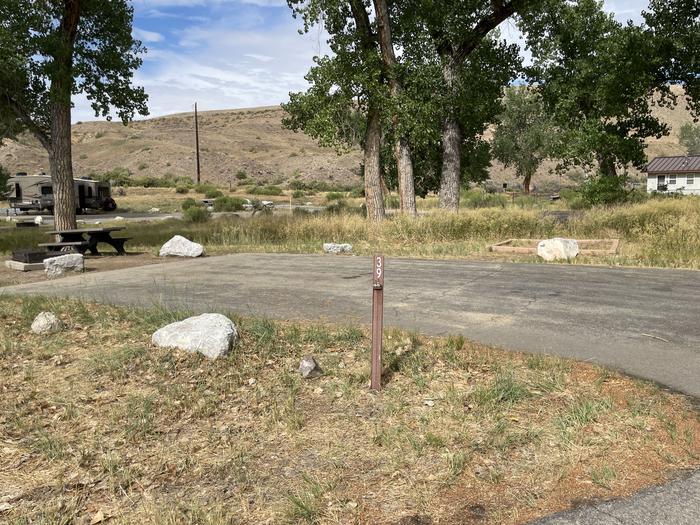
[31,312,63,335]
[148,207,160,213]
[537,238,579,262]
[34,216,43,225]
[159,235,204,257]
[151,313,237,359]
[44,253,84,279]
[114,216,125,221]
[299,355,322,378]
[323,242,353,255]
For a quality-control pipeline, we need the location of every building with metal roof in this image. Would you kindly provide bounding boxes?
[645,155,700,195]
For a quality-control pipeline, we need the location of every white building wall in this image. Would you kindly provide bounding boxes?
[647,174,700,195]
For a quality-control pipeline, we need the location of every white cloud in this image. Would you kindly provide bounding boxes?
[133,27,165,42]
[72,0,651,122]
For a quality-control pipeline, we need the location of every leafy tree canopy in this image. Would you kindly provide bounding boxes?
[522,0,699,177]
[0,0,149,147]
[679,123,700,155]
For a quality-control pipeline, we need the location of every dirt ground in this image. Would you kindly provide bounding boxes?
[0,253,179,287]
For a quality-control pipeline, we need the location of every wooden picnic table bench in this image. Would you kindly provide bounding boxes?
[39,227,130,256]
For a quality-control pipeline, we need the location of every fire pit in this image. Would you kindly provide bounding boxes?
[11,249,59,264]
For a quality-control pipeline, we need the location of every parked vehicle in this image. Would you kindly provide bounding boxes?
[4,174,117,214]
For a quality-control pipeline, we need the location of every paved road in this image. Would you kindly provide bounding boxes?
[2,254,699,524]
[3,254,699,398]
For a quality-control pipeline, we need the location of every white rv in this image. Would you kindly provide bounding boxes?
[4,174,117,214]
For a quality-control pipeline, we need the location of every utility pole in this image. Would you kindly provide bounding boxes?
[194,102,201,184]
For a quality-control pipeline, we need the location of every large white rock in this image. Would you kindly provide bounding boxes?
[537,238,579,262]
[151,313,237,359]
[44,253,84,279]
[323,243,353,255]
[31,312,63,335]
[159,235,204,257]
[34,216,43,225]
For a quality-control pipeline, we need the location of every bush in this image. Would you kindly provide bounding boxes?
[292,190,305,199]
[193,183,218,195]
[349,186,365,198]
[205,189,224,199]
[288,180,356,192]
[461,188,509,208]
[580,175,628,207]
[213,196,246,212]
[181,198,197,211]
[326,192,345,201]
[235,170,248,180]
[183,206,211,223]
[175,186,190,194]
[0,164,10,200]
[248,185,283,196]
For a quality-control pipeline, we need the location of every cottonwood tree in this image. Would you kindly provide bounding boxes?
[284,0,386,221]
[679,124,700,155]
[492,87,555,194]
[391,33,520,196]
[395,0,545,210]
[0,0,148,230]
[523,0,699,178]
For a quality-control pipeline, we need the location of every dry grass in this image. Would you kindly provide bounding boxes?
[1,296,698,524]
[1,196,699,269]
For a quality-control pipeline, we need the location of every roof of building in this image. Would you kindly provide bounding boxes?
[646,155,700,174]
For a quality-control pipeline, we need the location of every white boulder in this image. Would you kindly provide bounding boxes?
[323,243,353,255]
[151,313,238,359]
[34,216,43,225]
[537,238,579,262]
[159,235,204,257]
[44,253,84,279]
[31,312,63,335]
[149,207,161,213]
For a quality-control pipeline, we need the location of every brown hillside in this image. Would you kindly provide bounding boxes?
[1,86,695,189]
[1,106,362,188]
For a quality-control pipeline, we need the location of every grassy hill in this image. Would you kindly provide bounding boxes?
[1,86,695,191]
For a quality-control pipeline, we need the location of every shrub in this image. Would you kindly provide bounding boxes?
[349,186,365,198]
[183,206,211,223]
[213,196,246,212]
[175,186,190,194]
[205,189,224,199]
[137,162,148,171]
[461,188,509,208]
[235,170,248,180]
[0,164,10,200]
[326,192,345,201]
[181,198,197,211]
[292,190,305,199]
[248,185,283,196]
[580,175,628,206]
[193,183,218,195]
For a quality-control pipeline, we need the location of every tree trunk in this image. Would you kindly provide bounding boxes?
[49,100,77,231]
[395,138,417,215]
[439,114,462,210]
[373,0,417,216]
[596,153,618,178]
[438,58,461,210]
[364,106,385,222]
[523,172,532,194]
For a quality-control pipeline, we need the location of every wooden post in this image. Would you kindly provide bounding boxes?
[194,102,201,184]
[371,254,385,391]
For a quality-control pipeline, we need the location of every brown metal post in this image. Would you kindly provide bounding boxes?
[194,102,201,184]
[371,254,385,391]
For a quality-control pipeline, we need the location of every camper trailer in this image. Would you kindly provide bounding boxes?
[5,174,117,214]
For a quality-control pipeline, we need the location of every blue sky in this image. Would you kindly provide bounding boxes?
[73,0,651,121]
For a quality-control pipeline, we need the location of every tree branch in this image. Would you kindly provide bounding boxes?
[2,93,51,150]
[455,0,529,62]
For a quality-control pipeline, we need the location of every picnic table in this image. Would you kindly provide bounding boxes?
[39,227,130,256]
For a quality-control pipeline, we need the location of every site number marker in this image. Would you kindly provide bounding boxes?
[371,255,385,391]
